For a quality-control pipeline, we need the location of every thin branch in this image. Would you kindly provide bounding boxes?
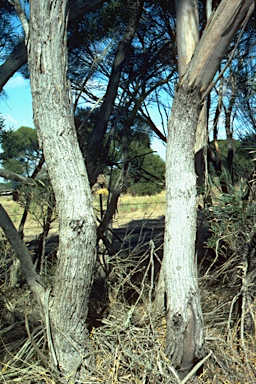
[0,168,35,185]
[13,0,29,39]
[180,351,213,384]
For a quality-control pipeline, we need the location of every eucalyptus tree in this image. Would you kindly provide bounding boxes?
[162,0,254,378]
[10,0,97,381]
[7,1,169,379]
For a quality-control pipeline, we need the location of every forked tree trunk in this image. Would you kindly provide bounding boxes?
[26,0,97,378]
[164,84,204,377]
[161,1,254,379]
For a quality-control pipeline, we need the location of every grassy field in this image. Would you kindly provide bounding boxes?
[0,195,58,240]
[0,192,166,240]
[94,191,166,227]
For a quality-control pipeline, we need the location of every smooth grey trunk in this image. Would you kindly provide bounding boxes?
[26,0,97,378]
[163,84,204,377]
[160,1,254,378]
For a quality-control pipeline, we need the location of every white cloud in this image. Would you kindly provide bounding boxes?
[4,74,28,90]
[2,113,20,128]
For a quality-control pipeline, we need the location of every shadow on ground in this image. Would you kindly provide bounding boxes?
[112,211,213,263]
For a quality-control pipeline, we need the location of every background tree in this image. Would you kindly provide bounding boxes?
[0,126,40,175]
[68,0,175,183]
[126,150,165,196]
[67,0,174,236]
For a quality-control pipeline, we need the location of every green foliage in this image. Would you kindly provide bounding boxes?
[108,119,165,196]
[0,126,40,176]
[69,0,126,46]
[210,139,255,181]
[207,177,256,253]
[0,181,11,190]
[75,106,165,195]
[127,150,165,196]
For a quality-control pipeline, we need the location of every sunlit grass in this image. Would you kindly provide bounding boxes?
[0,196,58,239]
[0,192,166,241]
[93,191,166,227]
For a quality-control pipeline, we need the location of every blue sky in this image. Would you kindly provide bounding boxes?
[1,74,34,129]
[0,73,166,160]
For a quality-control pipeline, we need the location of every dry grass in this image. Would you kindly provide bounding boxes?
[1,190,256,383]
[1,231,256,383]
[0,192,166,240]
[94,191,166,227]
[0,196,58,240]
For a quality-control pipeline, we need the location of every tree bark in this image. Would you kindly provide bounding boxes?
[184,0,254,91]
[161,0,254,378]
[164,84,204,377]
[27,0,96,378]
[175,0,199,78]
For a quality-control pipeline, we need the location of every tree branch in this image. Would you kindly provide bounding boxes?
[13,0,29,38]
[0,168,35,185]
[0,40,27,91]
[0,204,45,300]
[0,0,108,92]
[86,0,144,181]
[137,111,167,143]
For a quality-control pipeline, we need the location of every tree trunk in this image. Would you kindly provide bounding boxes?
[27,0,96,378]
[161,2,254,378]
[163,84,204,377]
